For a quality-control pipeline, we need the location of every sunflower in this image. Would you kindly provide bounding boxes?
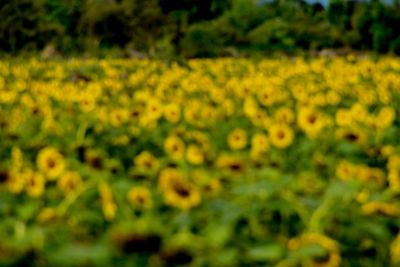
[127,186,153,210]
[361,201,400,216]
[250,109,268,127]
[335,109,353,127]
[80,96,96,112]
[335,128,366,145]
[350,103,367,122]
[184,102,201,124]
[58,171,83,195]
[25,169,45,198]
[335,160,357,181]
[357,167,385,187]
[6,169,25,194]
[388,169,400,189]
[227,128,247,150]
[37,147,65,180]
[216,154,245,173]
[355,189,370,203]
[375,106,395,129]
[186,145,204,165]
[275,107,294,124]
[269,123,294,148]
[109,108,129,127]
[257,88,275,106]
[251,133,269,152]
[298,108,324,138]
[201,179,221,197]
[146,98,164,120]
[134,151,160,172]
[164,103,181,123]
[158,169,201,210]
[391,234,400,265]
[243,96,258,117]
[288,233,341,267]
[250,132,269,159]
[164,135,185,160]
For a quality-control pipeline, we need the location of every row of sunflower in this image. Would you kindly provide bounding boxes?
[1,56,400,266]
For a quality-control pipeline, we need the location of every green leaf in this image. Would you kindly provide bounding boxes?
[246,244,284,261]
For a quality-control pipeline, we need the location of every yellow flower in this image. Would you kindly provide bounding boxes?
[164,135,185,160]
[186,145,204,165]
[335,109,353,127]
[146,98,164,120]
[275,107,294,124]
[250,133,269,159]
[243,96,258,117]
[362,201,400,216]
[227,128,247,150]
[269,124,294,148]
[80,96,96,112]
[336,161,357,181]
[257,88,275,106]
[387,154,400,170]
[158,169,201,210]
[381,145,394,158]
[298,108,324,138]
[5,168,25,194]
[37,147,65,180]
[109,108,129,127]
[388,169,400,189]
[201,179,221,197]
[357,167,385,187]
[375,106,395,128]
[134,151,159,171]
[250,109,267,127]
[355,189,370,203]
[350,103,367,122]
[391,234,400,265]
[25,170,45,198]
[288,233,341,267]
[58,171,83,195]
[127,187,153,210]
[335,128,366,145]
[164,103,181,123]
[216,154,245,173]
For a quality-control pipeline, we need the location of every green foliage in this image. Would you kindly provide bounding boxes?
[182,22,223,57]
[1,0,400,56]
[0,0,62,52]
[247,20,295,51]
[390,36,400,55]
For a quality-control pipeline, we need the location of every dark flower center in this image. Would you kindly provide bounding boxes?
[47,158,56,168]
[345,133,359,142]
[308,114,317,124]
[174,184,191,198]
[120,234,161,254]
[277,130,285,139]
[0,171,9,183]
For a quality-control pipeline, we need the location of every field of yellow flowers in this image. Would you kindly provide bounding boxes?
[1,57,400,266]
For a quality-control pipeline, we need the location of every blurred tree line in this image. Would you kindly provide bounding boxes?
[1,0,400,57]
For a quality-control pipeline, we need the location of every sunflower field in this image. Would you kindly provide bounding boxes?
[1,57,400,266]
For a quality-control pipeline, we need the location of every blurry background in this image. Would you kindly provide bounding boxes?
[1,0,400,58]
